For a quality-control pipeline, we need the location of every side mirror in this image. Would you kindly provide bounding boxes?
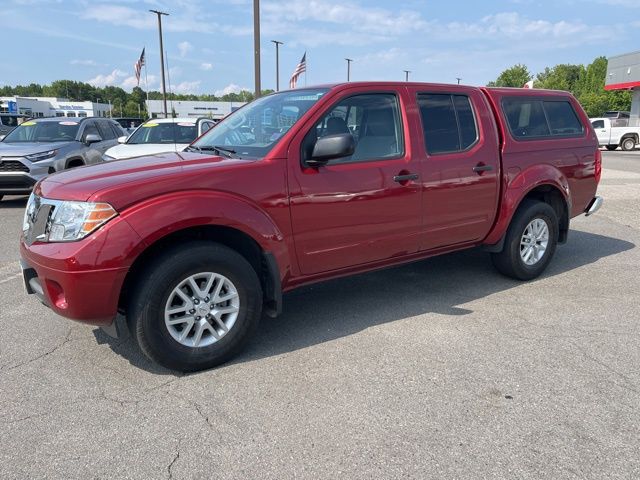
[307,133,355,167]
[85,133,102,145]
[117,135,127,144]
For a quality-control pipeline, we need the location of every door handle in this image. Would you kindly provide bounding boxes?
[472,164,493,173]
[393,173,419,183]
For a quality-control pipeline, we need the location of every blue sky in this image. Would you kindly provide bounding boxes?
[2,0,639,95]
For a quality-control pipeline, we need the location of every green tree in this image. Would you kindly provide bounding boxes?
[487,64,532,87]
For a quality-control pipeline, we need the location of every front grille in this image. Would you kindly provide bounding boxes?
[0,160,29,172]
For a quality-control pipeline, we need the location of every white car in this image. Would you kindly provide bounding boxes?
[103,117,217,160]
[590,117,640,151]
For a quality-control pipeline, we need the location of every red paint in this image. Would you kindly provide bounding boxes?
[604,81,640,91]
[20,82,600,327]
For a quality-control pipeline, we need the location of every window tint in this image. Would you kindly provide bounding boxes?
[543,101,584,135]
[110,123,124,138]
[417,93,478,154]
[502,97,584,140]
[96,121,116,140]
[82,123,100,140]
[591,120,605,129]
[303,93,403,164]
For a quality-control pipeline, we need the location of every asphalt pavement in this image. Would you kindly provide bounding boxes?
[0,151,639,479]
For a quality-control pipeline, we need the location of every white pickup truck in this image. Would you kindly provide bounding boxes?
[590,117,640,151]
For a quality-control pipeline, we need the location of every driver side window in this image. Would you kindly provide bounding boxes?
[303,93,403,165]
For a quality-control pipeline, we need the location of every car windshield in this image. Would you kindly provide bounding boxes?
[2,120,80,142]
[192,88,329,158]
[127,122,198,144]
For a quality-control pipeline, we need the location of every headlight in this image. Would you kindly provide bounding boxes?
[25,149,58,162]
[48,201,117,242]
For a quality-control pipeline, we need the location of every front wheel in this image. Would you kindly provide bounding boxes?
[621,137,636,151]
[128,241,263,372]
[491,200,559,281]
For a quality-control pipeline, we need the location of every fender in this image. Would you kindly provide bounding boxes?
[118,189,292,281]
[483,163,570,246]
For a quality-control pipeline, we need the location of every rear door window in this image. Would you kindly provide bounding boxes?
[591,120,605,129]
[417,93,478,154]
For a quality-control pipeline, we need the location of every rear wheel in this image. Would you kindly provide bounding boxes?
[605,145,618,151]
[128,241,263,372]
[491,200,559,280]
[621,137,636,151]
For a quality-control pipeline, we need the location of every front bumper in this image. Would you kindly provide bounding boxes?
[0,157,54,194]
[585,196,603,216]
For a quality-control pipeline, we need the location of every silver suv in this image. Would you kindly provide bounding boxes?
[0,117,125,200]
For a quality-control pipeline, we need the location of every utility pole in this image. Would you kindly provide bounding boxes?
[271,40,283,91]
[150,9,169,117]
[404,70,410,82]
[456,77,462,85]
[345,58,353,81]
[253,0,261,98]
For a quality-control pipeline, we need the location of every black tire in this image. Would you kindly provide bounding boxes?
[605,145,618,151]
[491,200,559,281]
[128,241,263,372]
[621,137,636,151]
[0,195,3,202]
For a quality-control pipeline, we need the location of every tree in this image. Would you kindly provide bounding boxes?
[487,64,532,88]
[535,64,585,92]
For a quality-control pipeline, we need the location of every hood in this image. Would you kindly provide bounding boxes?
[105,143,189,160]
[0,141,75,156]
[37,151,257,210]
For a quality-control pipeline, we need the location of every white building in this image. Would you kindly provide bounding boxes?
[146,100,245,120]
[606,50,640,127]
[0,96,112,118]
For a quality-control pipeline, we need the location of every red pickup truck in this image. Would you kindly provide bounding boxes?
[20,82,603,371]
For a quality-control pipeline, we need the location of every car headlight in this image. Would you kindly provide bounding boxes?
[48,201,118,242]
[25,149,58,162]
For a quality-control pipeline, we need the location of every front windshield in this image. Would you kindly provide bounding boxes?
[3,120,80,143]
[127,122,198,144]
[192,88,329,158]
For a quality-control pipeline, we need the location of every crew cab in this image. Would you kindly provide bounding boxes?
[20,82,603,372]
[590,117,640,151]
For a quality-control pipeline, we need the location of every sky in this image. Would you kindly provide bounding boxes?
[2,0,639,96]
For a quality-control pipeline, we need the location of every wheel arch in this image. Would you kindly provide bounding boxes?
[65,157,85,169]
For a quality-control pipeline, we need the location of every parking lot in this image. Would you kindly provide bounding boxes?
[0,150,638,479]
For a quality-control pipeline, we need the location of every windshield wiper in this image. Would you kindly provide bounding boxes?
[189,145,239,158]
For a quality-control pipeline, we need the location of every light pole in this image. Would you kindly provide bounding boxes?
[456,77,462,85]
[149,9,169,117]
[253,0,261,98]
[271,40,283,91]
[345,58,353,81]
[404,70,410,82]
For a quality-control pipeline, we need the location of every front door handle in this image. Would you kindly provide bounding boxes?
[473,164,493,174]
[393,173,419,183]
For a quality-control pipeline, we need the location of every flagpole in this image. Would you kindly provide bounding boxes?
[305,51,307,87]
[144,47,149,119]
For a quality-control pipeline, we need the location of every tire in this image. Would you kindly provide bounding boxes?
[0,195,3,202]
[128,241,263,372]
[491,200,559,281]
[605,145,618,151]
[621,137,636,151]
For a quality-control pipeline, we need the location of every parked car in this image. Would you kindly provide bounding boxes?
[0,117,125,200]
[103,117,216,160]
[21,83,602,371]
[603,110,630,127]
[590,117,640,150]
[0,113,30,137]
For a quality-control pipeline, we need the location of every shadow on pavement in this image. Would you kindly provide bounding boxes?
[0,196,29,208]
[96,230,635,374]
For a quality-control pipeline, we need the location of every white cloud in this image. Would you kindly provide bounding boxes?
[200,63,213,71]
[173,80,201,94]
[70,59,98,66]
[121,74,158,90]
[178,41,193,58]
[214,83,250,97]
[169,66,183,78]
[87,69,127,87]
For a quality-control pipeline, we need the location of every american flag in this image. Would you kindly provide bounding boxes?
[134,48,145,86]
[289,53,306,89]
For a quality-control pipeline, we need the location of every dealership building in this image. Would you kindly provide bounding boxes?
[0,96,112,118]
[145,100,245,120]
[606,50,640,126]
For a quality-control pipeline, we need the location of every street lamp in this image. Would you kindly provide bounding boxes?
[345,58,353,81]
[404,70,410,82]
[271,40,283,91]
[253,0,261,98]
[149,9,169,117]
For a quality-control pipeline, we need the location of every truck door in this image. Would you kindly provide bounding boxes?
[591,119,610,146]
[288,88,422,275]
[410,86,500,250]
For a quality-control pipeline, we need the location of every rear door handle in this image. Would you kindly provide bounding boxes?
[472,164,493,173]
[393,173,419,182]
